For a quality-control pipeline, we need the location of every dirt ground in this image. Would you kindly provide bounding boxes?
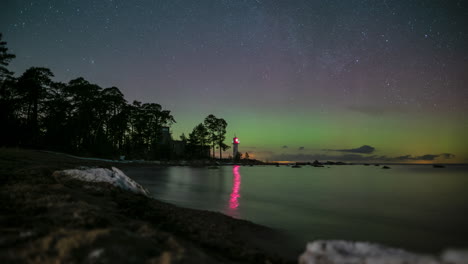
[0,148,299,264]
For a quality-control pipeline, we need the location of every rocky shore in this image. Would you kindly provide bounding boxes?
[0,148,297,263]
[3,148,466,264]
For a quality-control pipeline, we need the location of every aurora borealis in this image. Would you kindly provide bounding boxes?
[1,0,467,162]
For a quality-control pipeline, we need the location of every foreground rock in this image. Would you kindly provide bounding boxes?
[54,166,150,196]
[299,240,468,264]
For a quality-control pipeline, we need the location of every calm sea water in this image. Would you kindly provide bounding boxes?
[124,165,468,253]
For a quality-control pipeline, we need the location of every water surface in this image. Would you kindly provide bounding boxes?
[125,165,468,253]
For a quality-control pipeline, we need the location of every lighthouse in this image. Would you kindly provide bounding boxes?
[233,136,239,158]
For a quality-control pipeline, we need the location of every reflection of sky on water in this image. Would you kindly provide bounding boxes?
[125,166,229,211]
[125,165,468,252]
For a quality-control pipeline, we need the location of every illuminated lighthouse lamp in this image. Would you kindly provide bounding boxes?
[233,137,240,158]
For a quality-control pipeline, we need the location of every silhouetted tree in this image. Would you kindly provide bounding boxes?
[214,117,229,159]
[0,33,15,81]
[203,114,229,159]
[188,123,209,158]
[101,86,127,151]
[0,77,21,146]
[42,81,72,150]
[17,67,54,145]
[0,33,180,159]
[204,114,218,158]
[126,101,175,159]
[234,152,242,161]
[65,77,103,153]
[0,34,18,146]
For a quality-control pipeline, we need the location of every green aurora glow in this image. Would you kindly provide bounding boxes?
[171,109,468,163]
[2,1,467,163]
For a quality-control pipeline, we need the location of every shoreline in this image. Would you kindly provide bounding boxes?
[0,148,299,263]
[32,149,468,167]
[3,148,467,263]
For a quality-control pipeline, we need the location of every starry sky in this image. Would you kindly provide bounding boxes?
[1,0,467,162]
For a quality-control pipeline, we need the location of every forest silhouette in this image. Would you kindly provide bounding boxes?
[0,33,229,160]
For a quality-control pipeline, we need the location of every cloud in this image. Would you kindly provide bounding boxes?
[376,154,456,162]
[271,153,371,162]
[397,153,455,161]
[371,153,456,162]
[415,154,440,161]
[441,153,456,159]
[269,152,456,162]
[326,145,375,154]
[281,145,288,149]
[392,155,411,161]
[299,146,305,150]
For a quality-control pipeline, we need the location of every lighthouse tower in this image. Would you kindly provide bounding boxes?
[233,136,239,158]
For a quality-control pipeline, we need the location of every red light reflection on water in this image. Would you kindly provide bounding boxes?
[229,165,241,209]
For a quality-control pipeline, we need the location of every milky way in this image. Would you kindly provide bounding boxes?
[1,0,467,162]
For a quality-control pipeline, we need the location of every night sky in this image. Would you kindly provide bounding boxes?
[1,0,467,162]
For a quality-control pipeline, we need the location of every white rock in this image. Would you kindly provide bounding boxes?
[88,248,105,260]
[56,167,150,196]
[299,240,440,264]
[441,249,468,264]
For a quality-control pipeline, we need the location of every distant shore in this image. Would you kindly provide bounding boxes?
[23,150,462,167]
[0,148,298,263]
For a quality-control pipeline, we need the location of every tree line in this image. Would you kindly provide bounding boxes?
[0,33,229,160]
[184,115,230,159]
